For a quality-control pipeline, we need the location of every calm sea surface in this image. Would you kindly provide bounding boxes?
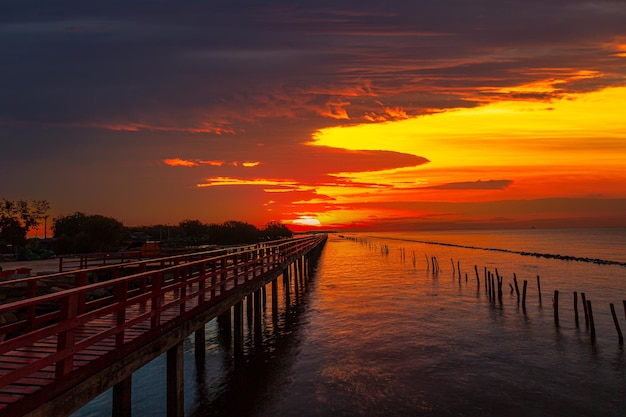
[73,228,626,417]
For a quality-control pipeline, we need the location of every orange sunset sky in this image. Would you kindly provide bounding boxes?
[1,1,626,232]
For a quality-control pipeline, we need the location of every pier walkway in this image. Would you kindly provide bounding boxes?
[0,235,327,417]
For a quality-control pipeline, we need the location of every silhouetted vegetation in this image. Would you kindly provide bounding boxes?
[52,212,129,254]
[0,200,295,256]
[129,220,293,246]
[0,199,50,258]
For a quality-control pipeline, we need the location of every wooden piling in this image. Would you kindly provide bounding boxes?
[587,300,596,339]
[246,294,253,323]
[485,268,489,295]
[513,274,520,302]
[582,293,588,327]
[112,376,132,417]
[573,292,579,327]
[610,303,624,345]
[271,279,278,318]
[537,275,542,304]
[233,301,244,358]
[167,342,184,417]
[474,265,480,287]
[522,280,528,310]
[553,290,559,326]
[194,325,205,358]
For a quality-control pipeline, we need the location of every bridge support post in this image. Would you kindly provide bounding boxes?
[254,289,262,346]
[283,267,291,304]
[293,262,299,294]
[167,342,184,417]
[271,279,278,320]
[195,324,205,358]
[112,375,132,417]
[218,309,232,348]
[233,301,244,358]
[262,285,267,309]
[246,294,253,323]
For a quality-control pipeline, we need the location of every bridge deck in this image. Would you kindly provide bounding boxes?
[0,236,325,416]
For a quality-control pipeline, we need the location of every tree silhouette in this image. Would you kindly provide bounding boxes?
[0,199,50,258]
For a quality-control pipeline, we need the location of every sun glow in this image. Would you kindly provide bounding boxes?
[292,216,322,227]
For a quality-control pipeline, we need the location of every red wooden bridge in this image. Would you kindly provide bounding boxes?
[0,235,327,417]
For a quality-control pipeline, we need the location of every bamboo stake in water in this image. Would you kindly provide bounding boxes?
[587,300,596,339]
[553,290,559,326]
[522,280,528,310]
[537,275,542,304]
[513,274,520,302]
[573,291,579,327]
[582,293,589,327]
[474,265,480,287]
[610,303,624,345]
[484,267,488,294]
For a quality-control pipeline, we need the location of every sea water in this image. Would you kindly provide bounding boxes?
[73,228,626,417]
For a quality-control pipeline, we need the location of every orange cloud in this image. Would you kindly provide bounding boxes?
[163,158,199,167]
[163,158,224,167]
[318,98,351,119]
[197,177,301,188]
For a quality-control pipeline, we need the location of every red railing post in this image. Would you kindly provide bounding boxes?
[114,281,128,347]
[179,266,187,315]
[210,259,217,299]
[26,281,37,331]
[220,257,227,295]
[151,272,163,329]
[198,261,206,305]
[233,254,239,287]
[56,292,79,378]
[75,271,88,314]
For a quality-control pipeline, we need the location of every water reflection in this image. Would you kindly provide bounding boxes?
[190,272,316,417]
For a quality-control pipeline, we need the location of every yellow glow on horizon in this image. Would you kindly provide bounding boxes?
[312,86,626,171]
[292,216,322,226]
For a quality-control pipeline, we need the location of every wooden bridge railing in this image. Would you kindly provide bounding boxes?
[0,235,326,414]
[57,251,144,272]
[0,244,270,306]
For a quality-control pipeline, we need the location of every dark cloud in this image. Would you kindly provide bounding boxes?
[1,1,625,225]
